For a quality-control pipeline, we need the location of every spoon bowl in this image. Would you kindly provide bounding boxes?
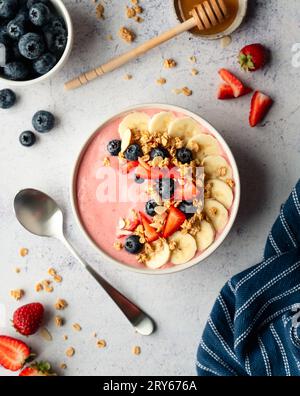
[14,189,63,238]
[13,188,155,336]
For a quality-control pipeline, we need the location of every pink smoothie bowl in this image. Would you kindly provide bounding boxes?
[70,104,241,275]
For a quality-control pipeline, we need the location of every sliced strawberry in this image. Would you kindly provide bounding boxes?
[121,161,139,174]
[217,84,252,100]
[0,335,31,371]
[218,69,246,98]
[140,212,160,243]
[162,206,186,238]
[249,91,273,127]
[19,361,54,377]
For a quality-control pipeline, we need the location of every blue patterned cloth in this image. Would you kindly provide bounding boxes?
[197,180,300,376]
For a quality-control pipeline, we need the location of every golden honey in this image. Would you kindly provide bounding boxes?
[175,0,239,36]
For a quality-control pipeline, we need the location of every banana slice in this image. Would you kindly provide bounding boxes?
[202,155,233,181]
[195,220,215,252]
[145,239,170,269]
[168,117,203,143]
[206,179,234,209]
[168,231,197,265]
[118,112,150,138]
[204,199,228,233]
[149,112,175,134]
[187,134,221,161]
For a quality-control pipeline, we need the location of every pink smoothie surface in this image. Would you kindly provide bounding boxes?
[75,108,234,270]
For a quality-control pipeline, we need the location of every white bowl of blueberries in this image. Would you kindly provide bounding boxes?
[0,0,73,85]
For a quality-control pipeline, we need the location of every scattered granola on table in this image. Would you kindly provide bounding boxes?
[72,323,82,332]
[156,78,167,85]
[132,346,141,355]
[10,289,24,300]
[95,3,105,20]
[55,299,68,310]
[19,248,28,257]
[119,27,136,43]
[163,59,177,69]
[97,339,107,348]
[66,347,75,357]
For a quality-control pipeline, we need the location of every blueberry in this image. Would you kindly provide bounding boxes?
[145,199,158,217]
[19,130,36,147]
[7,15,27,40]
[0,0,18,19]
[4,61,29,80]
[107,139,121,156]
[124,144,143,161]
[178,201,197,219]
[32,110,55,132]
[176,148,193,164]
[150,146,169,160]
[50,28,67,54]
[44,16,65,33]
[0,88,16,108]
[134,174,144,184]
[33,52,56,74]
[156,178,175,200]
[18,32,45,60]
[124,235,144,254]
[29,3,50,26]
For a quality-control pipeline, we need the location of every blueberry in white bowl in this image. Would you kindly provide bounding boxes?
[0,0,73,85]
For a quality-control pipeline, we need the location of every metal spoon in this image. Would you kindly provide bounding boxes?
[14,188,155,336]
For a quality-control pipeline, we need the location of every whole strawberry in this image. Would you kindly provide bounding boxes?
[238,44,267,72]
[13,302,44,336]
[19,361,56,376]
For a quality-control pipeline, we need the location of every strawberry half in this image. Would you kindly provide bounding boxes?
[140,212,160,243]
[19,361,55,376]
[162,206,186,238]
[218,69,247,98]
[239,43,266,72]
[0,335,31,371]
[249,91,273,127]
[13,302,44,336]
[217,84,252,100]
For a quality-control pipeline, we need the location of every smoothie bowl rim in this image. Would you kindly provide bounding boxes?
[0,0,73,87]
[70,103,241,275]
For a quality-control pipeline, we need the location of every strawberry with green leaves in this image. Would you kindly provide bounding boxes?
[19,361,55,376]
[239,44,267,72]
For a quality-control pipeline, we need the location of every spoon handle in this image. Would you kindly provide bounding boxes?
[61,235,155,336]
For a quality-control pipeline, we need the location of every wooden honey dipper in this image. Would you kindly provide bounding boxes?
[64,0,229,91]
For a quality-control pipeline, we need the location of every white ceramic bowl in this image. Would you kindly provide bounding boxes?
[173,0,248,40]
[71,104,240,275]
[0,0,73,86]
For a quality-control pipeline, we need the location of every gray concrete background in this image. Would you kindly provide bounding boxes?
[0,0,299,376]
